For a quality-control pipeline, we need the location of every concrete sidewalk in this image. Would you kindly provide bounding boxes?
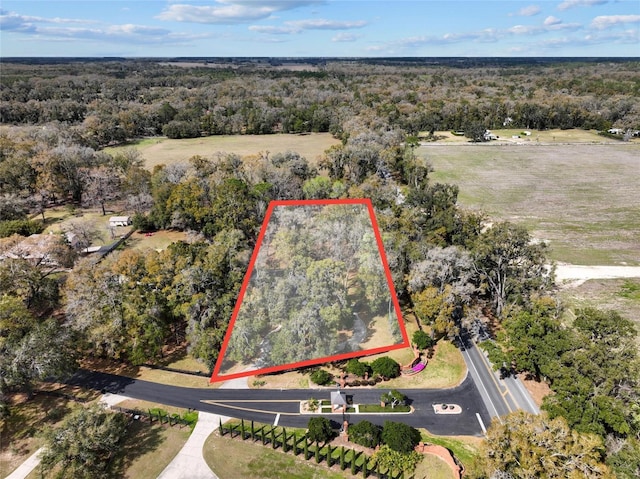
[5,448,44,479]
[156,412,230,479]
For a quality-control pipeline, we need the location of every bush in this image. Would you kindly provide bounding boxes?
[307,417,333,444]
[412,330,434,350]
[371,445,423,475]
[381,421,421,453]
[0,219,44,238]
[371,356,400,379]
[346,358,371,378]
[348,420,382,448]
[310,369,333,386]
[131,212,155,232]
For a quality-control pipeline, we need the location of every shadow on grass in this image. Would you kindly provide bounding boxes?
[109,420,166,477]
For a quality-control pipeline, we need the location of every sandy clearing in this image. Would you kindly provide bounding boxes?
[554,263,640,286]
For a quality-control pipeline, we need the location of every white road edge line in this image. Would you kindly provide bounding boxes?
[274,413,280,426]
[476,413,487,435]
[461,340,503,424]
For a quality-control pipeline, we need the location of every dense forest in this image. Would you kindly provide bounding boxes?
[221,202,400,376]
[1,58,639,477]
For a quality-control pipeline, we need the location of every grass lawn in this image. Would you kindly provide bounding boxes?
[414,457,456,479]
[378,341,466,390]
[205,424,471,479]
[204,430,351,479]
[117,419,191,479]
[419,431,482,472]
[104,133,341,170]
[428,128,629,144]
[126,230,188,251]
[420,143,640,265]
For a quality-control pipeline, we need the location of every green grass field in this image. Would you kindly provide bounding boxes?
[104,133,341,169]
[420,143,640,265]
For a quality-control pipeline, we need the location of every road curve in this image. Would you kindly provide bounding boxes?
[66,369,490,436]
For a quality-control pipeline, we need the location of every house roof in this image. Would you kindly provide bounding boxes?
[109,216,130,222]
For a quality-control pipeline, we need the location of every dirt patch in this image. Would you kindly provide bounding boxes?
[518,373,553,408]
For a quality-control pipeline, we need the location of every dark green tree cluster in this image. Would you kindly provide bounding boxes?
[40,404,128,479]
[64,230,250,371]
[485,299,640,478]
[348,419,421,456]
[2,60,638,148]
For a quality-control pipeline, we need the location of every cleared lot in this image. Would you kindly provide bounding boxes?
[104,133,341,169]
[421,143,640,266]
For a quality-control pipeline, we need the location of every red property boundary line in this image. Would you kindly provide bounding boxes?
[210,198,410,383]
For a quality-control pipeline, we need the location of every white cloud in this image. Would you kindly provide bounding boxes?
[157,0,324,25]
[0,10,97,32]
[288,19,366,30]
[544,15,562,25]
[512,5,542,17]
[557,0,608,11]
[591,14,640,29]
[249,18,367,34]
[0,10,207,46]
[332,32,359,42]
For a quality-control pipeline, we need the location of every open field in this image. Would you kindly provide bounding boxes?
[420,143,640,265]
[103,133,341,169]
[426,128,638,145]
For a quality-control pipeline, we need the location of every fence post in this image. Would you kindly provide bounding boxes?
[340,446,346,470]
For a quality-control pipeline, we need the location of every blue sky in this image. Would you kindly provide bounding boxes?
[1,0,638,57]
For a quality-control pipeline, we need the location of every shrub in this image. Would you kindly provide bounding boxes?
[371,356,400,379]
[381,421,421,453]
[310,369,333,386]
[346,358,371,378]
[307,417,333,445]
[412,329,434,350]
[371,445,423,475]
[0,219,44,238]
[348,420,382,448]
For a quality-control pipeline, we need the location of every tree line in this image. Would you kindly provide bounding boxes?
[1,59,639,148]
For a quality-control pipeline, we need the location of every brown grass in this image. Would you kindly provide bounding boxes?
[423,143,640,265]
[119,420,191,479]
[80,357,215,389]
[1,391,97,478]
[428,128,635,144]
[126,230,188,251]
[105,133,341,170]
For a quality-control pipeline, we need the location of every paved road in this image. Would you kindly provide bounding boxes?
[66,370,490,436]
[458,332,539,425]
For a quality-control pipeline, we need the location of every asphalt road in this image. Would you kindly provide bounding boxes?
[458,332,539,425]
[67,369,491,436]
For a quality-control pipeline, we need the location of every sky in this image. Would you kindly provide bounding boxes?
[1,0,639,57]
